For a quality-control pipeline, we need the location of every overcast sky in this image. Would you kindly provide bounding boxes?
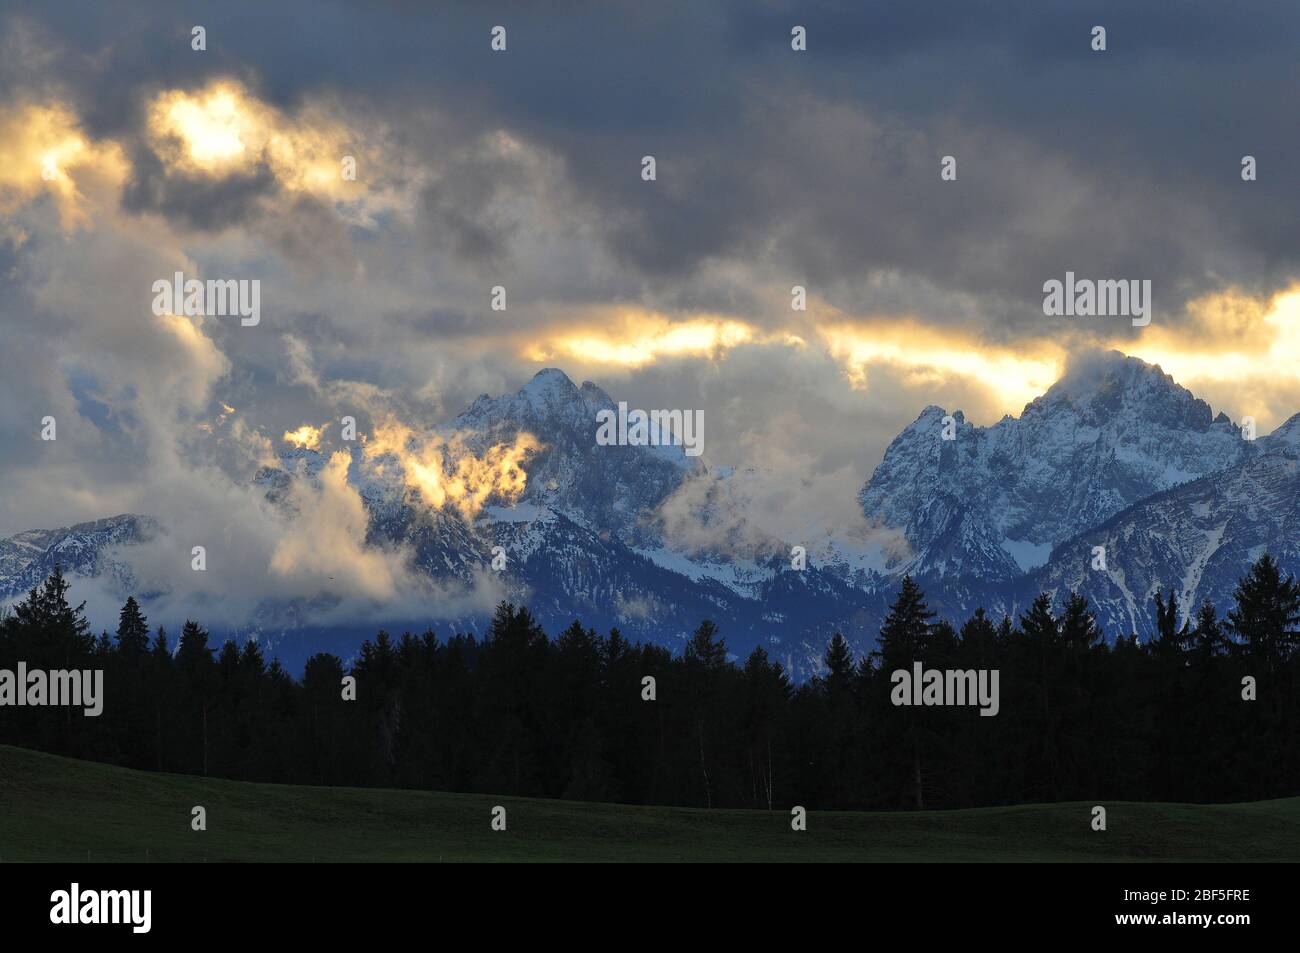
[3,1,1299,627]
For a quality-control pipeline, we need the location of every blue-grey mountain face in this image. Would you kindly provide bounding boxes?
[341,369,880,674]
[452,368,698,548]
[856,351,1300,638]
[1,353,1296,677]
[859,353,1250,582]
[0,515,156,601]
[1024,438,1300,639]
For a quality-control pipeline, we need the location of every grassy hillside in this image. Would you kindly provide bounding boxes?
[1,744,1297,862]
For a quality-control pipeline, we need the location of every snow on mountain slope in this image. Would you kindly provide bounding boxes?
[858,351,1251,583]
[234,369,877,675]
[1262,411,1300,456]
[452,368,700,547]
[4,357,1297,679]
[0,515,156,601]
[1026,451,1300,639]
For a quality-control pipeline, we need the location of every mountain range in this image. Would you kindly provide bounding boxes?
[2,351,1296,679]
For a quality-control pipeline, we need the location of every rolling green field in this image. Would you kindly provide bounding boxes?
[1,744,1297,862]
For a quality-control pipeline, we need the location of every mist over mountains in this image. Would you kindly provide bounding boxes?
[2,351,1296,679]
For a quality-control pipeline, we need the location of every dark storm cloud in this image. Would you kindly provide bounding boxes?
[261,194,357,273]
[399,307,486,338]
[121,146,279,230]
[8,0,1299,330]
[417,148,530,266]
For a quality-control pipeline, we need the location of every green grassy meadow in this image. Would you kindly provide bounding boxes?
[1,744,1296,862]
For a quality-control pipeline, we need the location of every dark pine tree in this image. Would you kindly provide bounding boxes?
[684,619,727,807]
[874,576,939,809]
[1225,554,1300,797]
[115,597,150,659]
[1227,554,1300,670]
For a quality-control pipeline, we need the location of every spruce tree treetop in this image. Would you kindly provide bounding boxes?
[9,564,93,663]
[685,619,727,670]
[876,575,936,668]
[12,564,90,637]
[1019,593,1058,644]
[177,620,213,673]
[1227,554,1300,665]
[823,632,855,684]
[1060,592,1100,649]
[116,596,150,656]
[1190,600,1230,660]
[239,638,266,675]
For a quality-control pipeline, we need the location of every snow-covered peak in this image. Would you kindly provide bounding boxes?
[448,369,704,546]
[1028,350,1216,430]
[1044,349,1167,398]
[859,352,1254,580]
[519,367,581,411]
[578,379,615,408]
[460,370,607,441]
[1263,412,1300,458]
[0,514,156,600]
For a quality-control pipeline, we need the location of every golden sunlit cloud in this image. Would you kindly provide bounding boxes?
[0,102,128,228]
[147,80,360,199]
[1116,285,1300,429]
[283,424,323,451]
[198,402,239,435]
[151,310,231,410]
[514,285,1300,429]
[818,320,1064,415]
[526,308,759,367]
[363,419,541,521]
[523,303,1063,417]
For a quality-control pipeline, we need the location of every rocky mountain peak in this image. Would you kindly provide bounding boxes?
[859,351,1252,578]
[1027,351,1215,430]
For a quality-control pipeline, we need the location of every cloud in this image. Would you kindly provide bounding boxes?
[525,307,760,368]
[142,79,379,200]
[0,101,128,229]
[282,423,323,450]
[2,0,1300,637]
[268,451,411,600]
[68,444,508,633]
[363,419,541,522]
[1120,285,1300,430]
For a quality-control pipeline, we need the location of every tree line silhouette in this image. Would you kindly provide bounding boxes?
[1,555,1297,810]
